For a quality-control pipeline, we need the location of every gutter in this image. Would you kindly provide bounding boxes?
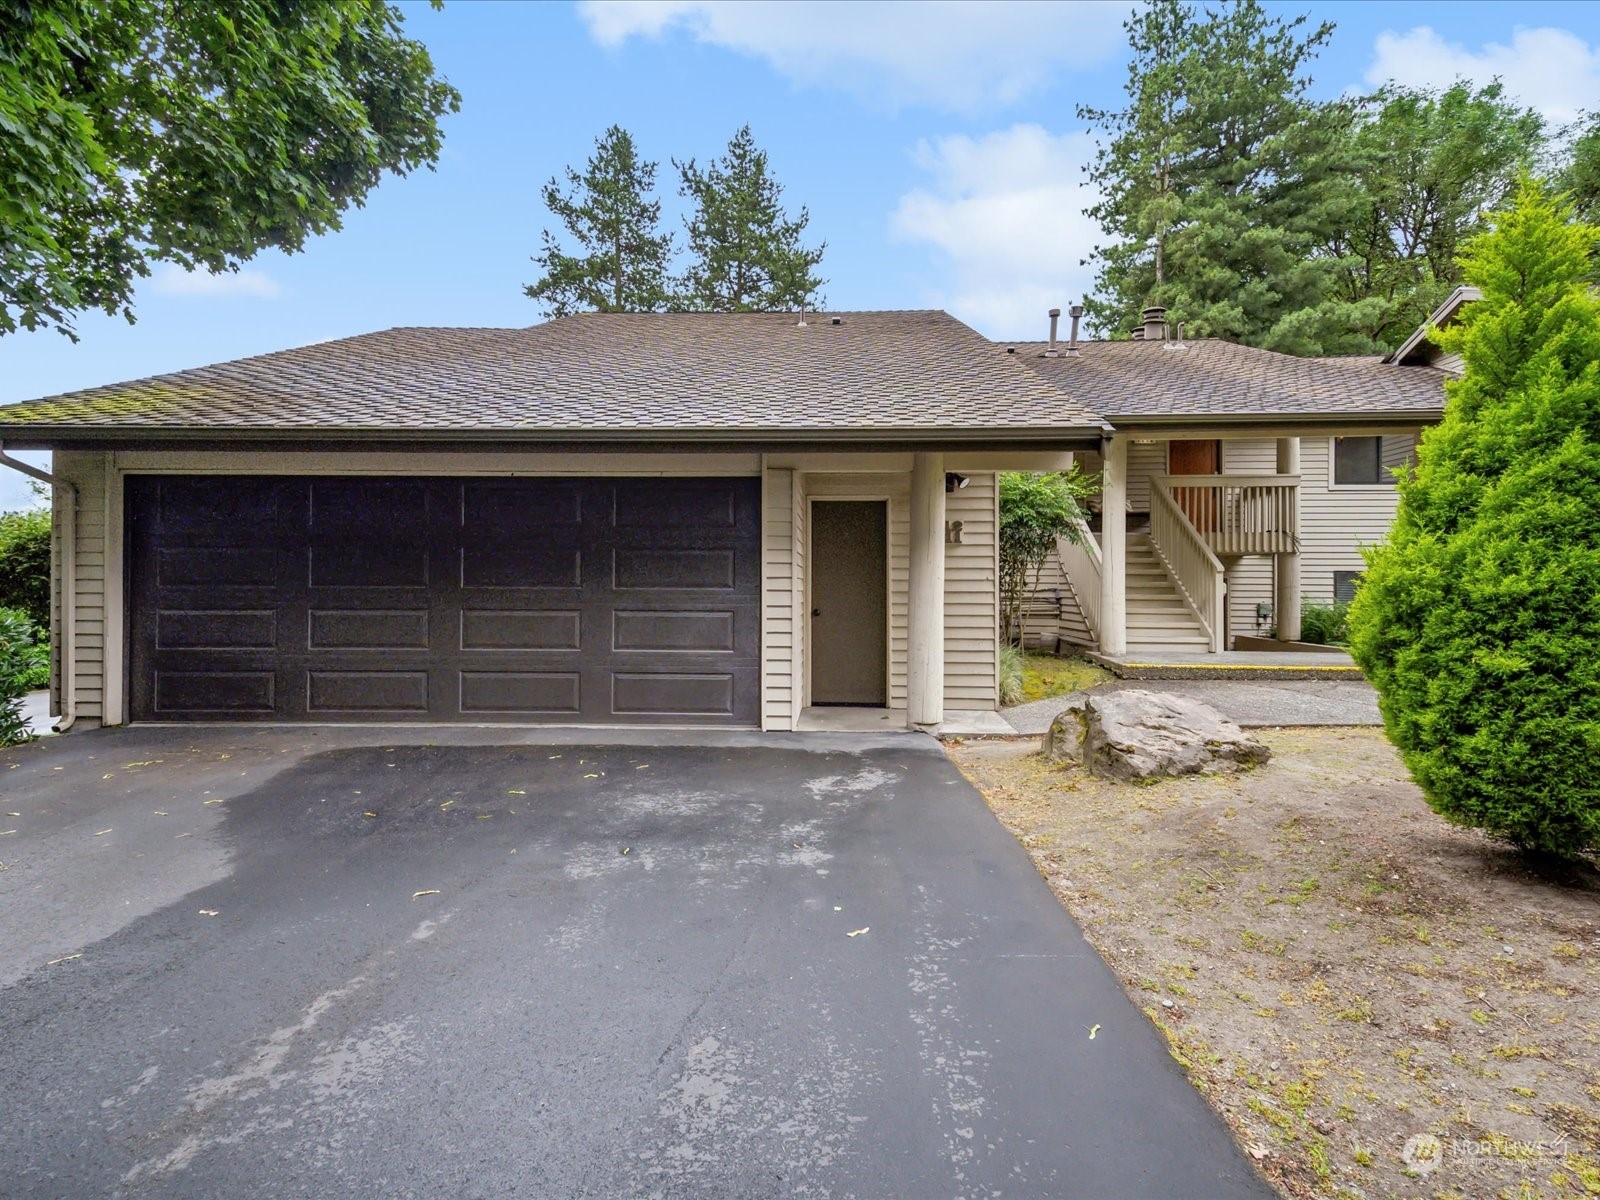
[0,444,75,732]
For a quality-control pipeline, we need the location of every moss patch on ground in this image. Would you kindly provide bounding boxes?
[1015,653,1109,705]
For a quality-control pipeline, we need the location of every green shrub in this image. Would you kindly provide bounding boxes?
[0,507,50,629]
[999,644,1026,707]
[0,607,46,745]
[1299,599,1350,646]
[1348,180,1600,857]
[998,470,1095,645]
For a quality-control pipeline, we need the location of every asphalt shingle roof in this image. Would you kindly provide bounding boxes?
[1007,337,1447,422]
[0,311,1106,440]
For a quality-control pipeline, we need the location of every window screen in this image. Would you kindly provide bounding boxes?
[1333,571,1363,602]
[1333,437,1383,485]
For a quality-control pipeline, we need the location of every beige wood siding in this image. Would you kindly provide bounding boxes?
[1301,437,1408,602]
[1382,432,1418,470]
[1221,439,1278,473]
[1225,556,1275,644]
[1219,442,1279,644]
[791,475,808,713]
[762,466,797,731]
[803,473,909,710]
[943,472,998,710]
[53,451,109,724]
[1127,441,1166,511]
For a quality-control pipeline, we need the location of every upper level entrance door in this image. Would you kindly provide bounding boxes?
[1168,439,1221,531]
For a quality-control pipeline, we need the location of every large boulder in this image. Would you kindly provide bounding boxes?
[1043,689,1271,781]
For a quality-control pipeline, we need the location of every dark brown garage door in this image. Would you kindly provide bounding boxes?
[127,476,761,724]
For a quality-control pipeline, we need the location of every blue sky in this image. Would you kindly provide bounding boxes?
[3,0,1598,509]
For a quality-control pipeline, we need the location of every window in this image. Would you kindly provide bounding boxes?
[1333,437,1383,485]
[1333,435,1415,486]
[1333,571,1362,603]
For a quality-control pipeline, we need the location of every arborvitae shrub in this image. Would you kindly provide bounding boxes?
[1348,180,1600,856]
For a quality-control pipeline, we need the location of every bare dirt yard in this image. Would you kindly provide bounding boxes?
[947,728,1600,1200]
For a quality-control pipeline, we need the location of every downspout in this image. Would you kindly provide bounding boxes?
[0,444,75,731]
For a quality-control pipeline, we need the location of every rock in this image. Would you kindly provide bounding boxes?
[1042,689,1271,781]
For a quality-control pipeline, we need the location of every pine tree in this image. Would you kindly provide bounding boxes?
[524,125,673,318]
[1081,0,1342,347]
[1347,180,1600,856]
[674,126,825,312]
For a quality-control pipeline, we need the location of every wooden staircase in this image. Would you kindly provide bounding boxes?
[1126,532,1211,652]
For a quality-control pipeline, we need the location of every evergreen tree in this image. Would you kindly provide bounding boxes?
[525,125,674,317]
[1557,114,1600,222]
[1080,0,1342,348]
[1347,180,1600,856]
[674,126,825,312]
[1290,83,1543,354]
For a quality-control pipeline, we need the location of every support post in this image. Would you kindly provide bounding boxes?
[1275,437,1302,643]
[908,451,945,730]
[1098,436,1127,656]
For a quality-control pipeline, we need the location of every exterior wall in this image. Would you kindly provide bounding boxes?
[81,449,1012,725]
[1127,441,1166,512]
[1224,557,1275,644]
[1219,440,1279,644]
[942,471,998,711]
[1300,436,1410,602]
[761,466,798,731]
[53,450,111,726]
[790,476,808,719]
[1221,439,1278,473]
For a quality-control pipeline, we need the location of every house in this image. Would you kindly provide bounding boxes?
[0,311,1104,732]
[1008,302,1458,656]
[0,306,1451,733]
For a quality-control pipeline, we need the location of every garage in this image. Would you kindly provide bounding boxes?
[126,475,762,724]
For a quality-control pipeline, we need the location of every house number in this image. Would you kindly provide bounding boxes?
[945,520,964,544]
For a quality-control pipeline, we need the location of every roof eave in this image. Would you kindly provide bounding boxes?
[1104,410,1443,435]
[1383,285,1482,365]
[0,421,1111,452]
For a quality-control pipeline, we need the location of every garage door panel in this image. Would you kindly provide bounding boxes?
[307,671,430,713]
[459,609,581,651]
[308,610,431,650]
[461,479,583,527]
[613,549,737,590]
[459,671,581,714]
[158,610,278,650]
[612,610,736,652]
[129,475,760,724]
[154,670,277,714]
[611,672,735,716]
[159,547,281,588]
[460,542,582,589]
[151,477,286,536]
[612,479,738,529]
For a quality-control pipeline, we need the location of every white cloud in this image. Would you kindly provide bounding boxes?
[149,265,283,300]
[890,124,1100,340]
[1365,25,1600,124]
[576,1,1127,111]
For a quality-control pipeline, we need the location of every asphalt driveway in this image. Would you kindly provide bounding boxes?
[0,727,1273,1200]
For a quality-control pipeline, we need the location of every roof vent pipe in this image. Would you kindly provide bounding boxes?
[1142,304,1167,342]
[1130,327,1145,341]
[1066,303,1084,357]
[1045,308,1061,358]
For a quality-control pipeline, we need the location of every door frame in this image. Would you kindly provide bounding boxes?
[804,495,892,709]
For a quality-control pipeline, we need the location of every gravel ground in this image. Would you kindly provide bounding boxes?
[1003,679,1382,734]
